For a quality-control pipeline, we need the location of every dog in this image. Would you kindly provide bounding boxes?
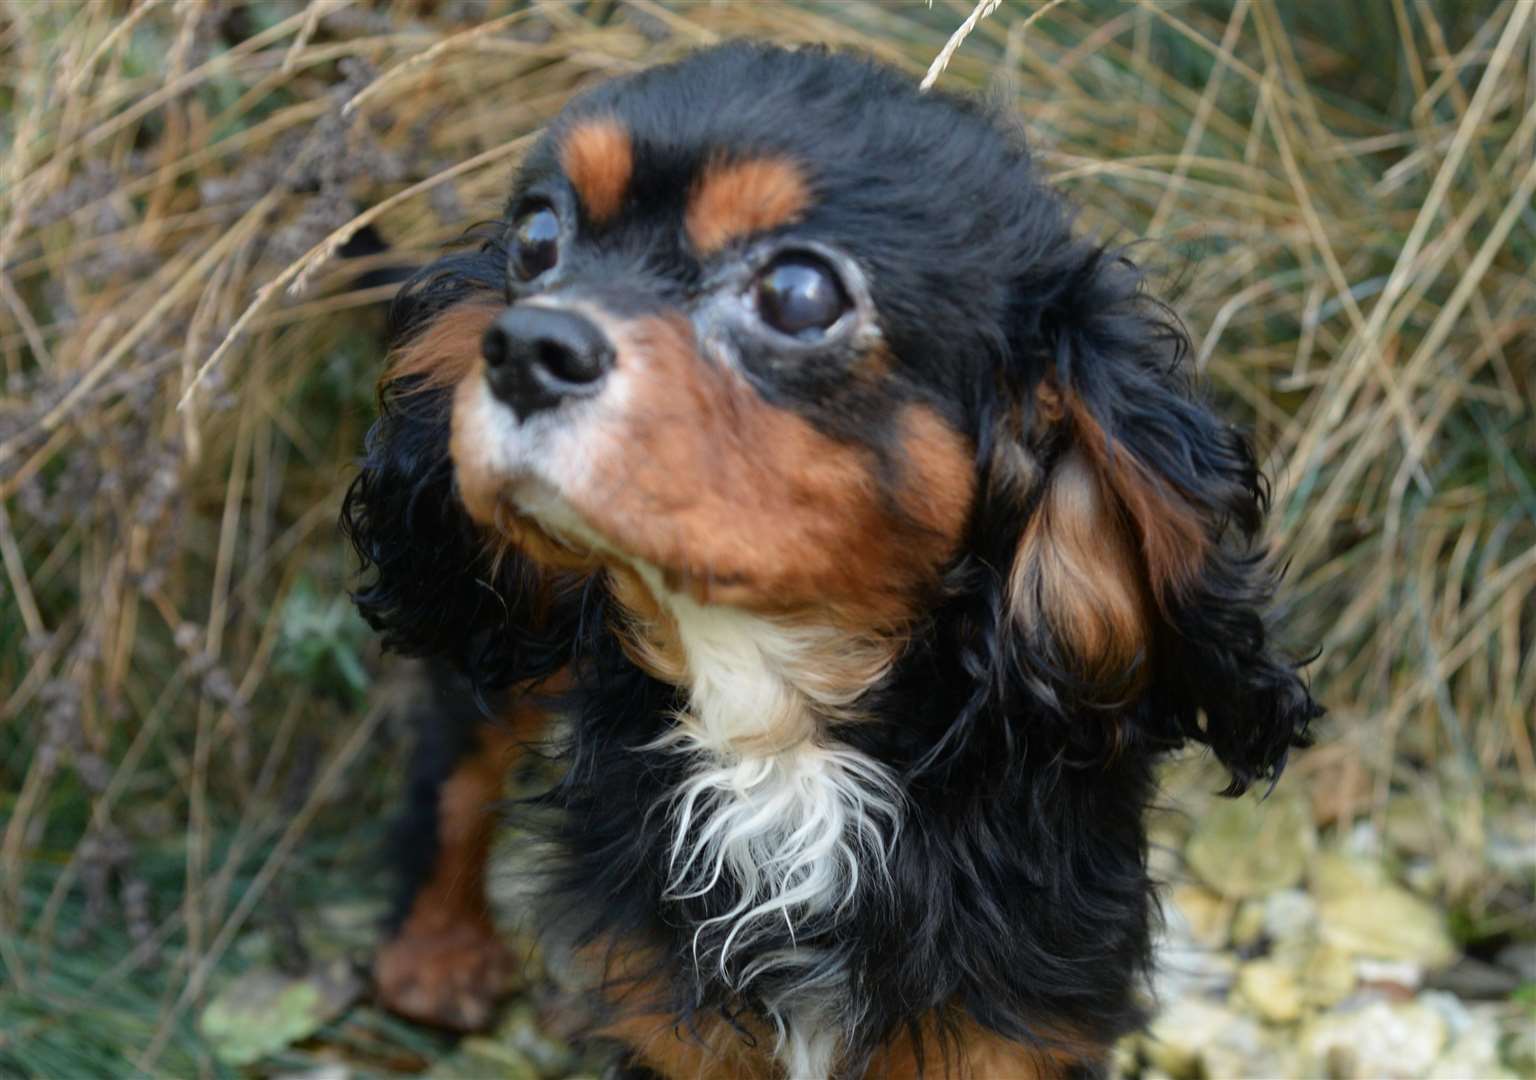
[342,41,1320,1080]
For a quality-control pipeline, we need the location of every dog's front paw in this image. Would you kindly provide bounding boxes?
[373,921,520,1031]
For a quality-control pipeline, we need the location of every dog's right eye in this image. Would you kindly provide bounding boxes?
[511,205,560,281]
[754,254,849,340]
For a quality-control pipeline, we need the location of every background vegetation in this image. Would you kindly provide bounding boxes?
[1,1,1531,1076]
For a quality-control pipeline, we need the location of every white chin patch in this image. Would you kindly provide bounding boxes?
[456,375,621,551]
[457,379,562,490]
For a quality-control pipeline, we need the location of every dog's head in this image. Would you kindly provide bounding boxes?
[345,42,1318,789]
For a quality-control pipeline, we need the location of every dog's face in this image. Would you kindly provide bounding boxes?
[351,44,1317,791]
[442,51,1029,623]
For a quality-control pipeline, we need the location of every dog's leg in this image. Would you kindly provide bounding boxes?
[373,662,551,1030]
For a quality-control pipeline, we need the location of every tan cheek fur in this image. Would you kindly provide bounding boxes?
[384,297,501,394]
[568,315,974,626]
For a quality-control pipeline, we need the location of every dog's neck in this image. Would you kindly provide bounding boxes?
[628,571,902,1077]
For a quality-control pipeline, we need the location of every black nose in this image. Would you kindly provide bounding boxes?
[481,306,614,420]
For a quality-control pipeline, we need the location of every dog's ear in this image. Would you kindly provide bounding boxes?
[986,247,1320,793]
[341,249,577,691]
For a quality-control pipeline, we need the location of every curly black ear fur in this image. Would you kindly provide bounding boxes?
[340,241,578,692]
[983,242,1321,793]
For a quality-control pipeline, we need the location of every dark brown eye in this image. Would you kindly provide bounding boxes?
[511,205,560,281]
[754,255,848,339]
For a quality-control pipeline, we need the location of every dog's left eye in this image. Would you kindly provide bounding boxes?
[511,205,560,281]
[754,255,848,339]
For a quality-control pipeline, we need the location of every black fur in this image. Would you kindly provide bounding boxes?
[341,241,583,694]
[343,42,1321,1076]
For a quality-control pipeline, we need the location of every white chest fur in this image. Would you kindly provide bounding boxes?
[646,591,902,1078]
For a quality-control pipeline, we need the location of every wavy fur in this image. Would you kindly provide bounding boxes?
[347,42,1321,1078]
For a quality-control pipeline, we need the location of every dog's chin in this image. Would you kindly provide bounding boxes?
[464,479,611,576]
[510,487,763,608]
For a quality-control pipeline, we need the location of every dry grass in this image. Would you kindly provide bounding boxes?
[0,0,1531,1074]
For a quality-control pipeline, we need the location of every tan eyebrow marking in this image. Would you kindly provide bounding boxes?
[560,117,633,224]
[685,157,811,255]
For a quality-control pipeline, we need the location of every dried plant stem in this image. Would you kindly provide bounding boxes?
[136,701,386,1073]
[178,134,532,410]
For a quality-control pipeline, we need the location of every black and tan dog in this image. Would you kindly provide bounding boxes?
[343,41,1320,1079]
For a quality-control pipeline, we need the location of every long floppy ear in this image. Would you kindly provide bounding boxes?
[341,245,579,691]
[993,247,1321,794]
